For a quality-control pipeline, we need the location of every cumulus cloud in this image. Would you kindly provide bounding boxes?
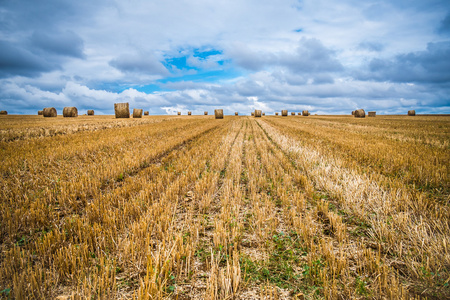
[357,41,450,84]
[280,38,344,74]
[225,38,343,75]
[109,53,170,76]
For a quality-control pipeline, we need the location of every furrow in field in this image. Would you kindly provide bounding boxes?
[129,118,244,299]
[165,118,244,299]
[257,118,450,299]
[201,118,246,299]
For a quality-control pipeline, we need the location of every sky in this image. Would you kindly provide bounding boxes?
[0,0,449,115]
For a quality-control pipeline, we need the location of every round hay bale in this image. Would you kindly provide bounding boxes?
[351,111,355,116]
[87,110,94,115]
[214,109,223,119]
[133,108,143,118]
[291,112,295,116]
[354,109,365,118]
[255,110,262,117]
[188,111,192,116]
[114,103,130,118]
[63,107,78,117]
[302,110,309,116]
[235,112,238,116]
[43,107,57,117]
[38,110,43,115]
[144,111,149,116]
[282,110,288,116]
[262,112,265,116]
[251,112,255,116]
[408,110,415,116]
[178,112,181,115]
[204,111,208,115]
[0,110,7,115]
[368,111,376,117]
[298,112,301,115]
[275,112,279,116]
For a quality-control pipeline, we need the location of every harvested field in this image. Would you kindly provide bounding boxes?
[0,115,449,299]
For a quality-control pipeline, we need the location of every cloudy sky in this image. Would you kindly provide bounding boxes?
[1,0,449,115]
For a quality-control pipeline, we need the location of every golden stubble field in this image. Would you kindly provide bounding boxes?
[0,114,449,299]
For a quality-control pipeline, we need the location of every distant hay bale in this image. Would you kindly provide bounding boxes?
[133,108,143,118]
[354,109,365,118]
[282,110,288,116]
[87,110,94,115]
[0,110,7,115]
[368,111,376,117]
[262,112,265,116]
[178,112,181,115]
[291,112,295,116]
[204,111,208,115]
[43,107,57,117]
[114,103,130,118]
[275,112,279,116]
[144,111,149,116]
[215,109,223,119]
[38,110,43,115]
[302,110,309,116]
[251,112,254,116]
[255,110,262,117]
[408,110,415,116]
[235,112,238,116]
[298,112,301,115]
[63,107,78,117]
[188,111,192,116]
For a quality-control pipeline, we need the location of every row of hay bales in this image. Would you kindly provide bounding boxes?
[175,110,229,116]
[114,103,151,118]
[1,106,418,117]
[36,107,95,117]
[352,109,417,117]
[251,110,310,116]
[279,110,310,116]
[114,103,226,119]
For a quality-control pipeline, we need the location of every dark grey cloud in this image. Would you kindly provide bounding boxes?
[356,41,450,83]
[0,0,105,33]
[30,30,85,58]
[438,12,450,35]
[0,40,59,78]
[280,38,343,74]
[109,54,170,76]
